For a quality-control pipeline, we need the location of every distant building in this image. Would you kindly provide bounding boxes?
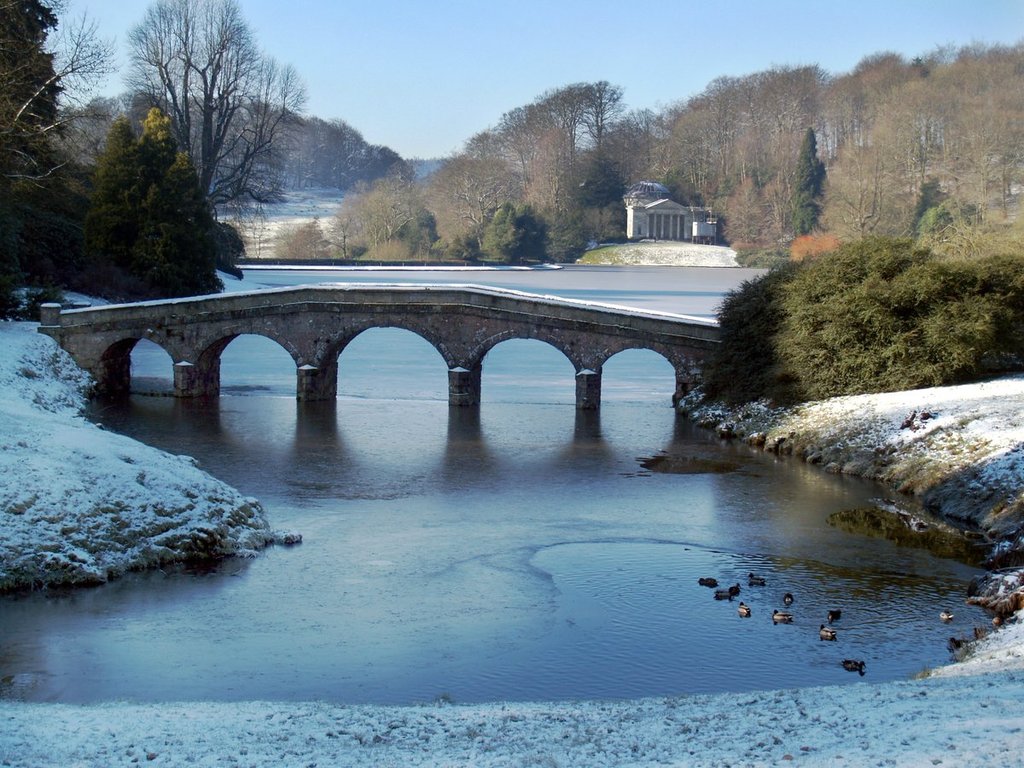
[624,181,717,243]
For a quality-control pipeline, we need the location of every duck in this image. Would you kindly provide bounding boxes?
[940,610,954,622]
[747,572,766,587]
[698,577,719,588]
[728,583,741,597]
[714,588,734,601]
[819,624,837,641]
[772,609,794,625]
[782,592,794,606]
[827,609,842,623]
[842,659,866,676]
[737,602,752,618]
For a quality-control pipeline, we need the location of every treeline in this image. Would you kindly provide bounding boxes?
[326,42,1024,265]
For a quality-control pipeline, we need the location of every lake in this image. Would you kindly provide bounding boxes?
[0,265,987,705]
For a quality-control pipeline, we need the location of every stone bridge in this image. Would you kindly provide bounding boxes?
[38,284,720,409]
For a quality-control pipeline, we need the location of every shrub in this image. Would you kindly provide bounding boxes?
[732,246,790,268]
[777,238,1024,400]
[363,239,414,263]
[789,233,840,261]
[704,237,1024,405]
[702,262,800,404]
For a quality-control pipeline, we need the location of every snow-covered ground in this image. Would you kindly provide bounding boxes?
[0,324,285,592]
[681,376,1024,558]
[3,320,1024,766]
[226,187,343,259]
[581,241,740,267]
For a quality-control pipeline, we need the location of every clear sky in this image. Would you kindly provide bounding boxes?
[65,0,1024,159]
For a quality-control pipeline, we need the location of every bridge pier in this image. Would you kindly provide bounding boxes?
[448,366,481,406]
[575,369,602,410]
[173,360,220,398]
[672,368,695,408]
[297,363,338,401]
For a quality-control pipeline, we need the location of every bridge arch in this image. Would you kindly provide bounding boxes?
[601,347,678,405]
[336,326,450,402]
[479,337,577,404]
[93,337,145,397]
[177,330,303,399]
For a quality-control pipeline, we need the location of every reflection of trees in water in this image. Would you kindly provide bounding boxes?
[828,507,986,566]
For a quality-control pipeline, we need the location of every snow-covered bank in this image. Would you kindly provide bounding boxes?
[2,654,1024,767]
[0,323,278,592]
[680,376,1024,573]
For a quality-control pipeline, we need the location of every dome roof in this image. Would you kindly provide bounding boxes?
[624,181,671,201]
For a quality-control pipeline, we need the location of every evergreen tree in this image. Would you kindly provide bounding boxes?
[84,108,221,298]
[482,203,547,264]
[482,203,517,262]
[84,117,140,273]
[791,128,826,236]
[0,0,61,184]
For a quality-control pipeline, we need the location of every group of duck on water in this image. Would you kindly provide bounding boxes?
[694,571,927,677]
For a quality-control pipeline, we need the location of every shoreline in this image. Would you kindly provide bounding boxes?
[678,379,1024,616]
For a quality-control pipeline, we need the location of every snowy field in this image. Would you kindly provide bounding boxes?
[581,241,740,267]
[3,321,1024,765]
[227,187,343,259]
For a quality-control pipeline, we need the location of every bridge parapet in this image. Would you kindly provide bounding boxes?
[38,284,720,409]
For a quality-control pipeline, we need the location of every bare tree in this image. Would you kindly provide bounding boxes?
[333,172,422,255]
[580,80,624,151]
[426,146,519,248]
[822,141,913,239]
[127,0,306,208]
[0,1,113,182]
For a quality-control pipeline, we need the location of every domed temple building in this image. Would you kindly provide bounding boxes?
[624,181,717,243]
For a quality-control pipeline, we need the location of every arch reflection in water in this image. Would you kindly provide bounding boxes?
[129,338,174,395]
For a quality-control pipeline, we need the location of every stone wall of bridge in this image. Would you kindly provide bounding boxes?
[38,285,720,409]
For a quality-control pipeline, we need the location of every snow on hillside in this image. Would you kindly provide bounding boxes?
[583,240,740,267]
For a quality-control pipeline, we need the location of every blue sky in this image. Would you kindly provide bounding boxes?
[66,0,1024,159]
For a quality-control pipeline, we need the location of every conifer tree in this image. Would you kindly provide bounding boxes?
[791,128,826,237]
[85,108,221,298]
[84,117,140,273]
[482,203,547,264]
[0,0,60,184]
